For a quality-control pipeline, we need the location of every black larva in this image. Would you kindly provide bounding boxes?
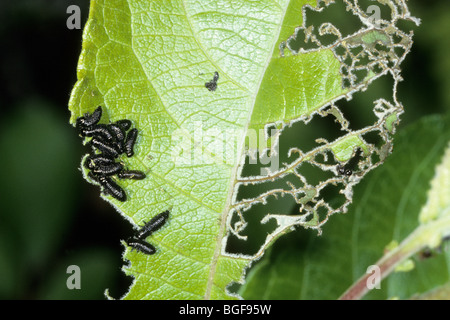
[337,165,352,176]
[90,162,124,176]
[88,172,127,202]
[115,119,132,131]
[124,128,138,157]
[76,106,102,129]
[108,123,126,152]
[84,154,115,170]
[134,210,170,240]
[89,138,120,158]
[99,176,127,202]
[126,238,156,255]
[79,124,114,141]
[117,170,146,180]
[205,71,219,92]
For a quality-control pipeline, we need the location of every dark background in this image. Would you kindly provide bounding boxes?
[0,0,448,299]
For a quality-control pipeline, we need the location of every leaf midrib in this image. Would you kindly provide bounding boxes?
[121,0,292,299]
[202,0,291,299]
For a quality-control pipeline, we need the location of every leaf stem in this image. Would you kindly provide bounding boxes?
[339,216,450,300]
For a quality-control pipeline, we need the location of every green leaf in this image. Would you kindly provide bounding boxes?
[411,282,450,300]
[69,0,418,299]
[239,114,450,300]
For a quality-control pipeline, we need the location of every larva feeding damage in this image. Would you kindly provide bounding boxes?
[75,106,146,202]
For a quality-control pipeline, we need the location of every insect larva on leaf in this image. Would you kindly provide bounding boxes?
[79,124,114,141]
[124,128,138,157]
[88,172,127,202]
[126,237,156,255]
[90,162,124,176]
[117,170,146,180]
[76,106,102,130]
[83,154,115,170]
[89,138,120,158]
[134,210,170,240]
[76,106,146,202]
[115,119,132,131]
[108,123,126,152]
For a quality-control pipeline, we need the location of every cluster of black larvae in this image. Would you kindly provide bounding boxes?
[76,106,146,202]
[126,210,170,255]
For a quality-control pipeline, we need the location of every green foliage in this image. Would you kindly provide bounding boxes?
[240,115,450,299]
[3,0,450,302]
[69,0,425,299]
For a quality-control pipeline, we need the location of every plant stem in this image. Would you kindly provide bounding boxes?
[339,216,450,300]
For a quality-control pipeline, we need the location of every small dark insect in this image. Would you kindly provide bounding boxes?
[89,172,127,202]
[205,71,219,92]
[76,106,103,129]
[101,176,127,202]
[89,138,120,158]
[80,124,114,141]
[115,119,132,131]
[337,165,352,176]
[108,123,126,141]
[117,170,146,180]
[336,148,363,177]
[90,162,124,176]
[83,154,115,170]
[126,238,156,255]
[134,210,170,240]
[124,128,138,157]
[108,123,126,152]
[418,248,434,260]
